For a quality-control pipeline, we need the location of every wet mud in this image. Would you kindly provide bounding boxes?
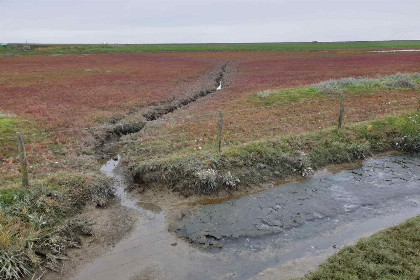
[73,154,420,280]
[177,155,420,246]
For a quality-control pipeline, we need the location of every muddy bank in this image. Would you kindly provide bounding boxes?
[176,155,420,245]
[73,154,420,280]
[39,202,138,280]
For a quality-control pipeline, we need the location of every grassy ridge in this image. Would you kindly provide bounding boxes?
[130,113,420,196]
[301,215,420,280]
[1,40,420,55]
[253,73,420,105]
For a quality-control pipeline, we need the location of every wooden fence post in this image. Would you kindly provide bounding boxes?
[417,92,420,112]
[17,133,29,186]
[338,98,344,130]
[217,110,223,152]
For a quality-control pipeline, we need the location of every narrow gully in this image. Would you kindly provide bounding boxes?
[96,62,227,161]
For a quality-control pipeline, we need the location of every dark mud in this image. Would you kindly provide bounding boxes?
[177,155,420,247]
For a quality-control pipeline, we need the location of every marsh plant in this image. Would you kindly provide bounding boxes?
[194,169,240,194]
[256,73,420,101]
[314,72,420,95]
[0,173,112,279]
[257,89,276,98]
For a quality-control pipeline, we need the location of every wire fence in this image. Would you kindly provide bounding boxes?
[1,94,419,185]
[0,96,416,142]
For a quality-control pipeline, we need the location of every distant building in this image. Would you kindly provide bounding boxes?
[23,45,31,51]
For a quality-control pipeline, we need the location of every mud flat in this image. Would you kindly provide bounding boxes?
[73,154,420,280]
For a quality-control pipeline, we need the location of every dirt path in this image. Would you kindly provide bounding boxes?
[71,154,420,280]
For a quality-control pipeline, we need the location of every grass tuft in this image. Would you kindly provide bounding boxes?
[0,172,112,278]
[255,73,420,105]
[0,251,31,280]
[314,73,419,95]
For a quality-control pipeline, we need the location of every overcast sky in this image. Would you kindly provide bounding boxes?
[0,0,419,44]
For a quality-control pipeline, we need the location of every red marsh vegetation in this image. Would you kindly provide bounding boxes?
[129,51,420,153]
[0,53,224,129]
[1,51,418,130]
[1,50,419,164]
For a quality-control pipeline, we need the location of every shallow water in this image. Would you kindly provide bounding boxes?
[368,49,420,53]
[74,155,420,280]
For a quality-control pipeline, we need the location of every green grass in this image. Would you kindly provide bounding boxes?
[0,115,41,158]
[0,115,43,139]
[254,73,420,105]
[301,215,420,280]
[0,115,52,171]
[0,116,29,138]
[1,41,420,55]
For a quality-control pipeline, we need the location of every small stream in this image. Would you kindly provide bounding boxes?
[74,154,420,280]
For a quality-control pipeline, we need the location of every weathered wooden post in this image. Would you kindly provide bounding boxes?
[217,110,223,152]
[17,133,29,186]
[338,98,344,130]
[417,92,420,112]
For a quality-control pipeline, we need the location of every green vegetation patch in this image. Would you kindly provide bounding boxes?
[130,113,419,196]
[301,215,420,280]
[0,115,35,139]
[254,73,420,105]
[1,41,420,55]
[1,116,33,160]
[0,172,112,279]
[0,115,52,186]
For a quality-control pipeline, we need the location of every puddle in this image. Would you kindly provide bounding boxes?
[368,49,420,53]
[137,202,162,213]
[74,154,420,280]
[97,143,124,165]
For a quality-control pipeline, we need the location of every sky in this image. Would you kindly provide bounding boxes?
[0,0,419,44]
